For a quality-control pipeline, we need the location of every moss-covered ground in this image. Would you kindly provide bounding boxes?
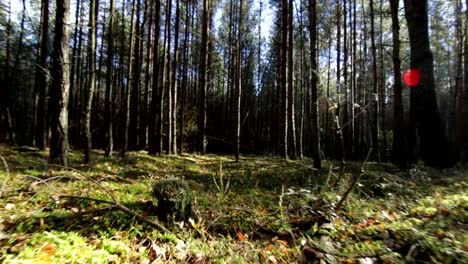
[0,144,466,263]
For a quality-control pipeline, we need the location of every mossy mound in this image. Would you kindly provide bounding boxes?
[152,178,194,222]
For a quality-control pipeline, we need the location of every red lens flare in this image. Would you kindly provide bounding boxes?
[403,69,421,87]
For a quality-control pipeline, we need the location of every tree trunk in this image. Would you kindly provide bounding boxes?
[199,0,210,154]
[179,0,191,154]
[84,0,98,163]
[389,0,406,168]
[129,0,142,151]
[104,0,115,157]
[163,0,172,154]
[403,0,453,167]
[288,0,296,159]
[370,0,379,160]
[281,0,288,159]
[235,0,243,162]
[459,0,468,164]
[35,0,49,150]
[141,0,153,149]
[309,0,321,168]
[49,0,71,166]
[170,0,180,154]
[148,0,161,155]
[121,0,137,157]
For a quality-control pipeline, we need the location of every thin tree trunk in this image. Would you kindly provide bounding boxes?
[281,0,289,159]
[298,3,305,160]
[170,0,180,154]
[199,0,210,154]
[164,0,172,154]
[84,0,98,163]
[104,0,115,157]
[235,0,243,162]
[370,0,379,161]
[288,0,296,159]
[179,0,191,154]
[142,0,153,149]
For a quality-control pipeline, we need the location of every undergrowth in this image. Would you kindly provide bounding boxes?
[0,144,466,263]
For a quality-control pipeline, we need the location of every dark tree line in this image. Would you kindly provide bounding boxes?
[0,0,466,168]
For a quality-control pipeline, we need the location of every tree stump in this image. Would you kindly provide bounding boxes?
[152,178,194,222]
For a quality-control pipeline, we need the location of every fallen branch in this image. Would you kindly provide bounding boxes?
[60,195,170,233]
[335,148,372,211]
[43,164,118,203]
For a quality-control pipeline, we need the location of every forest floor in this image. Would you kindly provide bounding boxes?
[0,144,466,263]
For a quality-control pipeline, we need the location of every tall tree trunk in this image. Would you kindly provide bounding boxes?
[142,0,153,149]
[459,0,468,164]
[70,3,85,147]
[129,0,142,151]
[342,0,349,156]
[35,0,49,150]
[84,0,98,163]
[390,0,406,168]
[122,0,137,157]
[335,0,342,160]
[2,2,14,142]
[163,0,172,154]
[370,0,379,160]
[288,0,296,159]
[235,0,243,162]
[403,0,453,167]
[179,0,191,154]
[104,0,115,157]
[351,0,357,158]
[199,0,210,154]
[298,3,305,160]
[378,0,386,161]
[11,0,27,143]
[170,0,180,154]
[281,0,289,159]
[49,0,71,166]
[148,0,161,155]
[308,0,321,168]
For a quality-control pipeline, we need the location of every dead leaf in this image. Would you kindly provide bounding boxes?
[237,231,247,241]
[41,243,56,255]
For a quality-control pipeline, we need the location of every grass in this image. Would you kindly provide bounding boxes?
[0,143,467,263]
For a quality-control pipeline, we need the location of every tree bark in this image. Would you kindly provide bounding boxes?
[370,0,379,161]
[148,0,161,155]
[403,0,453,167]
[170,0,181,155]
[104,0,115,157]
[49,0,71,166]
[281,0,289,159]
[235,0,243,162]
[35,0,49,150]
[199,0,210,154]
[308,0,321,168]
[84,0,98,163]
[390,0,407,168]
